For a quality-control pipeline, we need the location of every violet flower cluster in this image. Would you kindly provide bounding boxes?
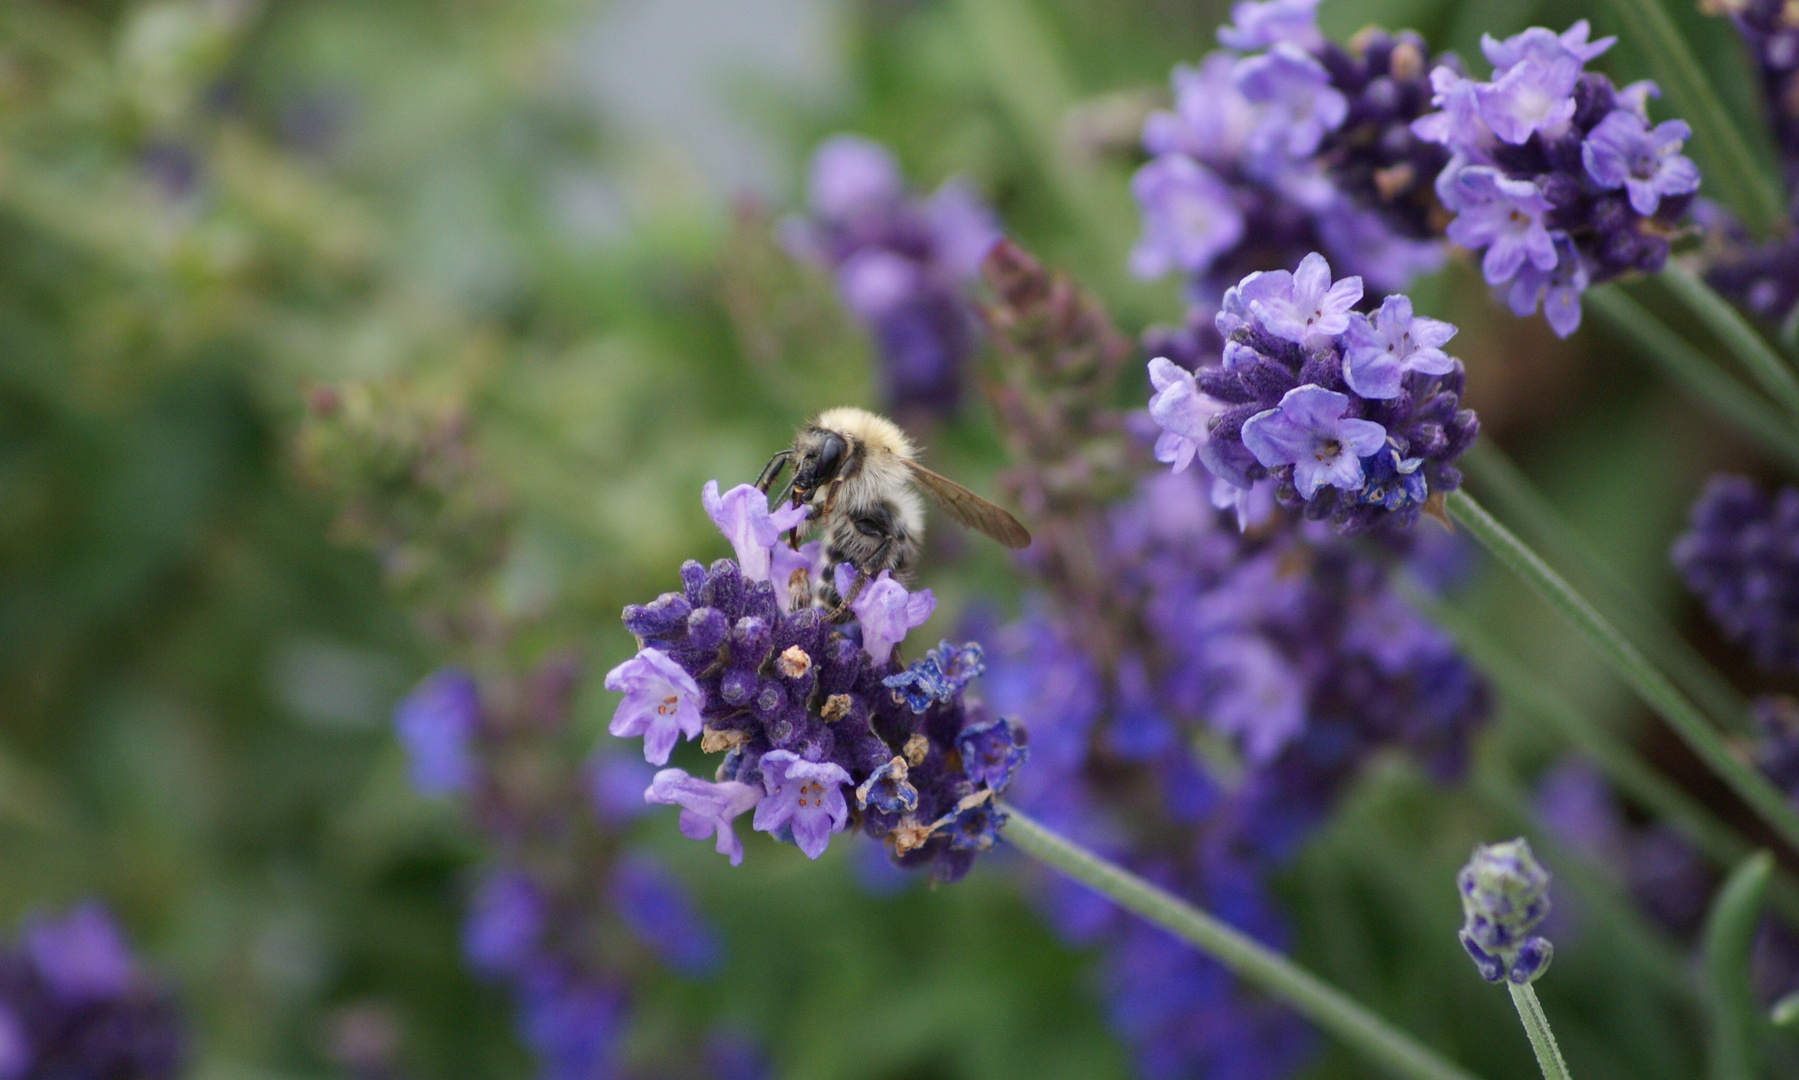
[1458,839,1554,985]
[1147,252,1478,535]
[1131,0,1450,304]
[1416,21,1700,336]
[0,902,184,1080]
[985,469,1488,1080]
[1699,1,1799,332]
[781,136,1001,422]
[394,659,746,1080]
[1671,474,1799,672]
[608,482,1027,882]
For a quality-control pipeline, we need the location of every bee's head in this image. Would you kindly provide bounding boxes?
[791,427,850,498]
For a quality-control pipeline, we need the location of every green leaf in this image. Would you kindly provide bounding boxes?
[1702,851,1774,1080]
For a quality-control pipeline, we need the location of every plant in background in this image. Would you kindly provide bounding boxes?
[1130,0,1450,307]
[976,240,1488,1080]
[781,136,1001,425]
[0,903,185,1080]
[302,383,762,1080]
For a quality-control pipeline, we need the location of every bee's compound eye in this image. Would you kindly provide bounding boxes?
[814,432,846,480]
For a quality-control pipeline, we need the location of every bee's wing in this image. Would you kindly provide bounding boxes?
[903,461,1032,549]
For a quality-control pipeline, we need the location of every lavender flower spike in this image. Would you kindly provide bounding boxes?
[1241,385,1387,499]
[753,750,851,859]
[1245,251,1362,347]
[393,668,480,796]
[1580,111,1700,216]
[1458,838,1554,984]
[1146,357,1223,473]
[605,648,705,765]
[645,768,764,866]
[836,563,935,663]
[1342,295,1457,400]
[702,480,809,585]
[1444,168,1557,285]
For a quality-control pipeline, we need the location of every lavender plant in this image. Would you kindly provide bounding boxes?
[0,903,185,1080]
[781,136,1001,424]
[609,484,1025,881]
[1457,842,1570,1080]
[1146,250,1477,534]
[1129,0,1450,304]
[303,383,762,1080]
[977,241,1488,1080]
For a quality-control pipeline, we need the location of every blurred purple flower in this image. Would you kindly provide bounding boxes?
[394,668,480,796]
[645,769,764,866]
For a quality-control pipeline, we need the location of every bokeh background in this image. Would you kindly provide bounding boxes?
[0,0,1791,1078]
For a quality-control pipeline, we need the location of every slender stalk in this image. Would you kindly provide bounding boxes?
[1702,853,1773,1080]
[1399,577,1799,924]
[1461,441,1749,732]
[1445,490,1799,857]
[1596,0,1785,232]
[1586,288,1799,472]
[1509,982,1575,1080]
[999,806,1485,1080]
[1660,263,1799,416]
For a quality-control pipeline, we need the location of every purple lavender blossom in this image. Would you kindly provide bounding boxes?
[1128,156,1246,281]
[1672,475,1799,671]
[0,903,184,1080]
[1581,111,1701,215]
[1241,386,1388,499]
[610,855,719,976]
[1132,20,1452,311]
[620,490,1022,880]
[1142,53,1256,163]
[785,135,1000,419]
[752,751,852,860]
[1459,839,1555,984]
[1148,256,1477,534]
[1146,356,1223,474]
[883,640,985,713]
[22,904,136,1005]
[1217,0,1323,51]
[1416,20,1697,336]
[1342,294,1457,399]
[1506,235,1590,337]
[1197,633,1306,762]
[586,753,657,826]
[1474,49,1582,145]
[1444,168,1558,284]
[515,971,626,1080]
[836,563,935,663]
[463,872,546,976]
[1243,252,1363,347]
[644,769,764,866]
[604,647,706,766]
[1235,45,1349,162]
[393,667,480,796]
[958,715,1029,791]
[701,481,810,586]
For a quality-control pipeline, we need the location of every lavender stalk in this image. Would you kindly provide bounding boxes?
[1457,841,1570,1080]
[1001,806,1486,1080]
[1446,489,1799,856]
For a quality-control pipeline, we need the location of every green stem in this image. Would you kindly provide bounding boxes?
[1585,288,1799,472]
[1596,0,1785,232]
[1446,490,1799,857]
[1660,263,1799,417]
[1702,853,1773,1080]
[999,806,1485,1080]
[1461,441,1749,732]
[1509,982,1575,1080]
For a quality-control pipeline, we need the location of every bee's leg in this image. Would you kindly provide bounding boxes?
[755,449,793,494]
[823,536,896,620]
[818,475,846,518]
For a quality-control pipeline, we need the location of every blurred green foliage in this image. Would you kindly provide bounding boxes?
[1,0,1794,1078]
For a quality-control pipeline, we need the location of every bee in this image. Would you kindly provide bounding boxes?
[755,407,1031,612]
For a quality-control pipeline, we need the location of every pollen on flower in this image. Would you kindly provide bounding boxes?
[889,817,934,855]
[700,727,749,754]
[903,733,930,766]
[657,695,678,715]
[776,645,812,678]
[820,694,853,721]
